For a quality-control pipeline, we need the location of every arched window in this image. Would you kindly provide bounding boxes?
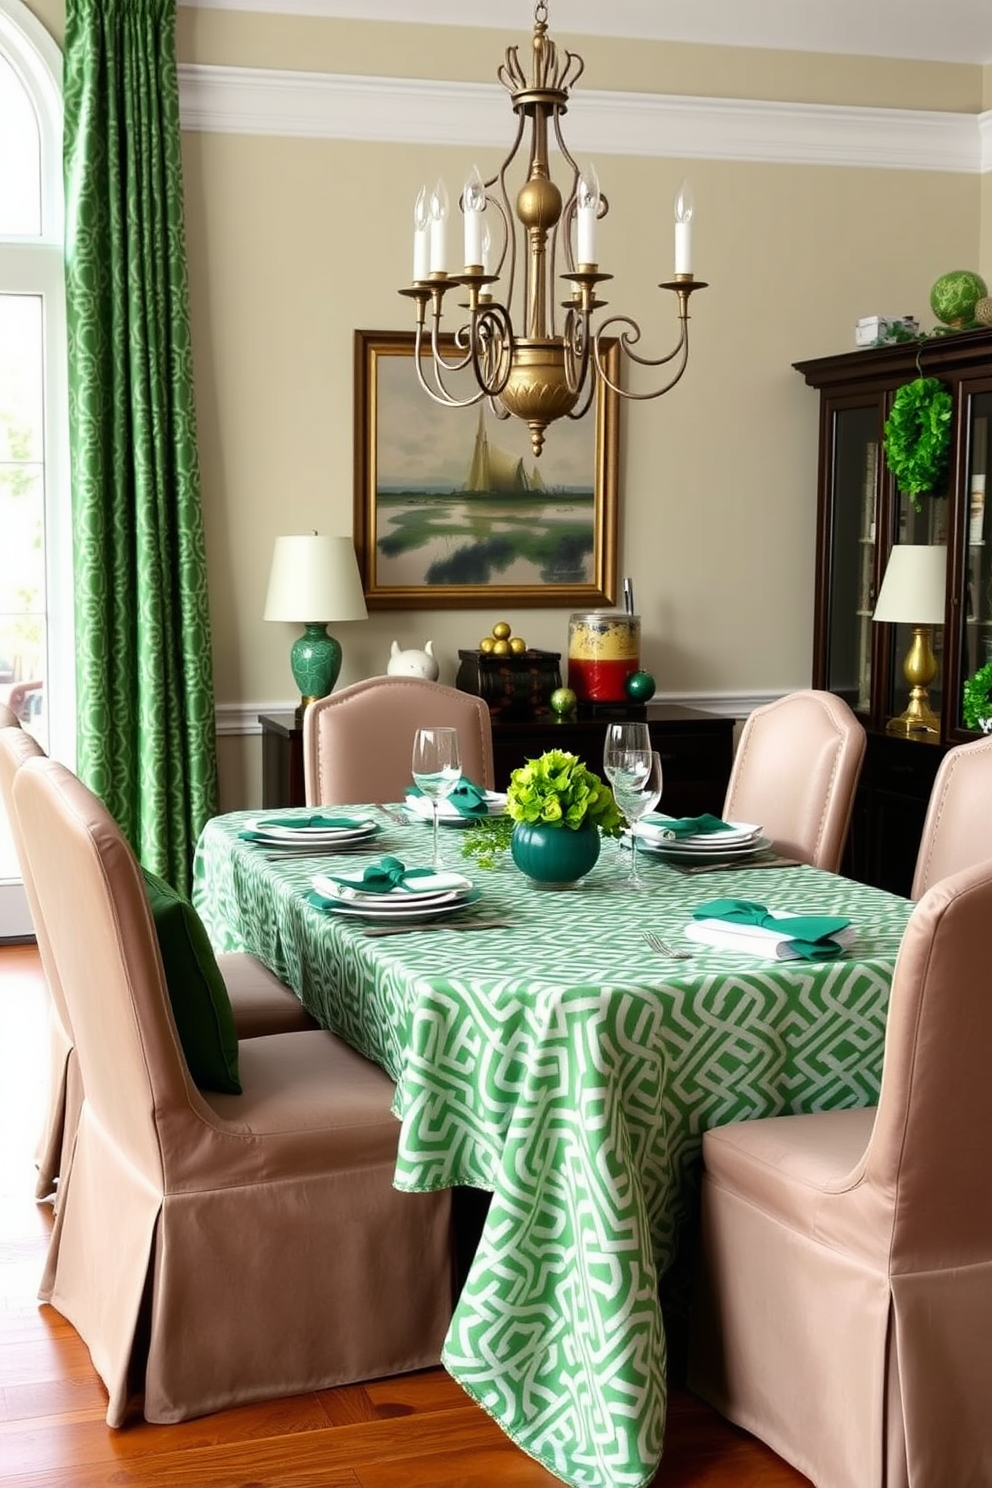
[0,0,70,935]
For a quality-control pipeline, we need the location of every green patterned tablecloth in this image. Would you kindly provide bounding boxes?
[193,810,913,1488]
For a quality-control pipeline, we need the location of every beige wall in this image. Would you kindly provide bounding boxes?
[21,1,992,810]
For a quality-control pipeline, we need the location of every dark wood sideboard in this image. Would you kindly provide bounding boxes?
[842,729,947,900]
[258,703,735,817]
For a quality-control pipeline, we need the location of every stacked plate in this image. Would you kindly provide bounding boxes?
[310,868,481,921]
[402,790,507,826]
[242,813,381,852]
[632,815,772,865]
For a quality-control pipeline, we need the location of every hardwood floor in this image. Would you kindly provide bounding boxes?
[0,940,811,1487]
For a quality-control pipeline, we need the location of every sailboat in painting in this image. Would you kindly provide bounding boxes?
[463,407,546,497]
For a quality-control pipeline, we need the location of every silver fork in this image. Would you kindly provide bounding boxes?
[643,930,693,960]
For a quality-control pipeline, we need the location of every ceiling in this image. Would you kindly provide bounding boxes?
[263,2,992,67]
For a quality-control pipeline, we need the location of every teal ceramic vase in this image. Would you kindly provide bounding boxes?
[510,820,601,888]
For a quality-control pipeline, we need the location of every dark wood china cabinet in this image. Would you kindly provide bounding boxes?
[795,327,992,895]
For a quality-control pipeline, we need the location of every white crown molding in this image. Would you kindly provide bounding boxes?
[178,66,989,173]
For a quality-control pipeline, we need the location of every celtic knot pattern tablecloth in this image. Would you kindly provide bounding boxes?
[193,810,913,1488]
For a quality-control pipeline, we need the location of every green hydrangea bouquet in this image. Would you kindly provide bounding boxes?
[462,749,623,866]
[505,749,623,833]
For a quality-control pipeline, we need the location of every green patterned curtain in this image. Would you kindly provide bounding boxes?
[63,0,218,896]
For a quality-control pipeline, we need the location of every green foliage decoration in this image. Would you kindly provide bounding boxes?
[882,377,953,512]
[461,749,623,867]
[962,660,992,731]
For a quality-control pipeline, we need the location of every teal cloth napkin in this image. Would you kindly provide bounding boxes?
[317,855,438,895]
[693,898,852,961]
[239,812,369,842]
[646,813,734,840]
[407,779,490,818]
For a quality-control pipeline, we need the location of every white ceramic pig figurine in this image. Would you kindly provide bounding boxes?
[386,640,440,681]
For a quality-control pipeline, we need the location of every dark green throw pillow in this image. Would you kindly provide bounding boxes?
[141,868,242,1094]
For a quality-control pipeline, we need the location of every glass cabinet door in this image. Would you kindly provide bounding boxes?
[823,405,881,713]
[958,389,992,719]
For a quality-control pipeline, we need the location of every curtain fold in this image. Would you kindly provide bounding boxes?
[63,0,218,896]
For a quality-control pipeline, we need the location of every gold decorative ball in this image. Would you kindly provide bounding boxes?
[976,296,992,327]
[492,621,512,640]
[509,636,527,654]
[479,636,496,653]
[491,639,512,656]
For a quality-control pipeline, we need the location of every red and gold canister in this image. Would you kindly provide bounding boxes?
[567,611,641,703]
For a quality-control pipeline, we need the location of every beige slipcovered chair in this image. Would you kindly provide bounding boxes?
[722,689,866,872]
[303,675,495,805]
[910,733,992,899]
[15,755,453,1426]
[0,701,18,729]
[0,722,80,1201]
[0,731,317,1203]
[688,856,992,1488]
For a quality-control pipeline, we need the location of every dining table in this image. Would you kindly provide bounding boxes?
[192,806,914,1488]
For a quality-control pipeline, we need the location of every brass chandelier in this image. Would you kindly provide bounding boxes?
[399,0,706,457]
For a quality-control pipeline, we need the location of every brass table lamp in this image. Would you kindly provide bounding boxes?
[872,544,947,737]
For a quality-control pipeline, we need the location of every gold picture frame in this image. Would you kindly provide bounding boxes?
[353,330,619,610]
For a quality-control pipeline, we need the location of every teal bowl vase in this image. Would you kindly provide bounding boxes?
[510,820,601,888]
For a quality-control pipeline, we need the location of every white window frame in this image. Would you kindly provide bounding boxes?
[1,0,72,938]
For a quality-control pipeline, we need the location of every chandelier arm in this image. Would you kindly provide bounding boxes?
[551,113,576,276]
[562,306,592,400]
[471,304,514,398]
[426,317,476,376]
[593,317,691,401]
[412,324,485,409]
[565,370,598,421]
[496,149,522,305]
[598,312,689,369]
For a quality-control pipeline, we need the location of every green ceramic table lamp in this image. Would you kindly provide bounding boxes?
[264,532,368,720]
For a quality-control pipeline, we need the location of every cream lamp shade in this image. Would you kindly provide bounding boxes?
[873,544,947,737]
[264,533,368,717]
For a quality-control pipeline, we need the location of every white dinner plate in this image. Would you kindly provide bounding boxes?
[636,816,762,849]
[403,792,507,826]
[311,868,473,906]
[635,834,774,864]
[245,814,379,846]
[308,886,483,921]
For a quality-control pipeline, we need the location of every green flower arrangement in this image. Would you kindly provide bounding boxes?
[962,659,992,732]
[882,376,953,513]
[506,749,624,833]
[462,749,623,867]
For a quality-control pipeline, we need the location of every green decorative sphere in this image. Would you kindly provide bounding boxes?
[549,686,577,717]
[930,270,988,329]
[624,670,656,702]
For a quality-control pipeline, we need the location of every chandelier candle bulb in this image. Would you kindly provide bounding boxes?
[429,178,448,275]
[674,180,693,276]
[413,186,430,281]
[463,165,486,268]
[577,163,600,266]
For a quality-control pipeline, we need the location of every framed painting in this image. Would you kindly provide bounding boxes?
[353,329,619,610]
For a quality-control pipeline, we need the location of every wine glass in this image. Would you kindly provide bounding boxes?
[411,727,462,869]
[610,748,663,889]
[603,722,653,861]
[603,721,652,787]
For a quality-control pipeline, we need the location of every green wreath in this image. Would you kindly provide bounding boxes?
[882,376,953,512]
[962,659,992,731]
